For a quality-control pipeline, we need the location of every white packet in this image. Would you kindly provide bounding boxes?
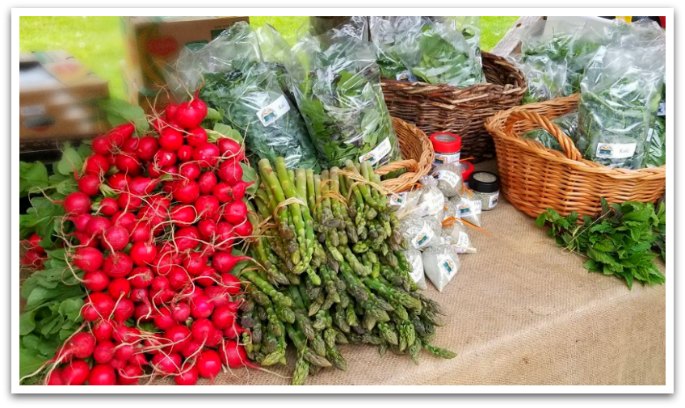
[404,248,426,290]
[451,193,482,227]
[391,189,422,218]
[415,176,446,218]
[441,219,476,254]
[422,245,461,292]
[399,215,442,250]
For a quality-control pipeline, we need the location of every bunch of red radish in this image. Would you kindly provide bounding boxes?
[21,233,47,270]
[48,96,257,385]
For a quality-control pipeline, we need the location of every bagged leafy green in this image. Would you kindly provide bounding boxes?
[369,16,424,80]
[523,112,579,152]
[645,116,665,168]
[289,21,400,168]
[578,20,665,169]
[170,22,320,169]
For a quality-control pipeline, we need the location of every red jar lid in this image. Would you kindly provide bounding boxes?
[429,132,462,154]
[461,161,474,182]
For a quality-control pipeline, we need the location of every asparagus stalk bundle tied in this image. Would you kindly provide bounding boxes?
[240,157,455,385]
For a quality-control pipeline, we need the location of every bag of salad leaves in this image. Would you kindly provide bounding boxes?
[288,19,400,168]
[522,112,580,152]
[578,20,665,169]
[369,16,424,81]
[171,22,320,169]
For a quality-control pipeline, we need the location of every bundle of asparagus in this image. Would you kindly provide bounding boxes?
[239,157,455,385]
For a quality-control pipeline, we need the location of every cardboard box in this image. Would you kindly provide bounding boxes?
[20,51,110,148]
[122,62,172,115]
[122,16,249,94]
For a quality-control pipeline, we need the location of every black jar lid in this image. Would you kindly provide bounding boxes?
[469,171,499,193]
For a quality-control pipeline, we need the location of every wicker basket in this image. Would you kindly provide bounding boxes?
[377,117,434,193]
[381,52,526,163]
[484,94,666,218]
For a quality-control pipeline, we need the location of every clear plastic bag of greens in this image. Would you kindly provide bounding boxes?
[410,19,484,87]
[172,22,320,170]
[578,21,665,169]
[422,245,460,292]
[289,23,400,168]
[645,116,665,168]
[369,16,424,80]
[523,112,580,152]
[404,248,427,290]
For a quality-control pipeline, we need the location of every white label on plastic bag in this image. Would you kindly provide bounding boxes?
[437,254,458,278]
[359,137,392,166]
[457,202,471,217]
[411,222,435,250]
[595,143,637,159]
[389,192,407,208]
[488,192,500,208]
[256,95,290,127]
[455,231,470,250]
[396,70,417,82]
[434,152,461,165]
[436,169,460,188]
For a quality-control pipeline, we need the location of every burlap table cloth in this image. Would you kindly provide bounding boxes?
[194,198,665,386]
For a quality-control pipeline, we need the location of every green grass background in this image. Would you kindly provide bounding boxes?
[20,16,518,100]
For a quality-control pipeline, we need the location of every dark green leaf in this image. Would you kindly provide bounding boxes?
[20,161,49,196]
[99,98,149,132]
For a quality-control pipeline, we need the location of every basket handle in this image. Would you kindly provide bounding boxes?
[504,109,583,161]
[375,159,419,176]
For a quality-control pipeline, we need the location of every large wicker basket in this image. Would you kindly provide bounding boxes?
[484,94,666,218]
[377,117,434,193]
[381,52,526,163]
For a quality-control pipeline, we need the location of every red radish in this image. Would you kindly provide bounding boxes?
[115,154,141,175]
[62,332,96,359]
[130,223,151,243]
[187,127,208,147]
[182,253,207,276]
[129,267,153,288]
[73,247,104,273]
[84,154,111,176]
[231,181,250,201]
[86,215,112,237]
[172,302,191,323]
[112,325,140,344]
[212,251,249,274]
[193,143,220,168]
[217,137,244,161]
[129,242,158,266]
[190,318,215,343]
[117,192,143,211]
[212,183,232,203]
[168,266,190,290]
[102,225,130,251]
[194,195,220,220]
[130,287,149,303]
[197,219,217,240]
[174,366,199,385]
[224,301,241,314]
[170,205,197,226]
[129,352,148,368]
[196,350,221,379]
[153,308,175,330]
[118,364,142,385]
[88,364,117,385]
[92,135,112,155]
[73,231,97,247]
[113,298,135,322]
[21,249,45,269]
[195,267,217,287]
[122,137,140,154]
[109,358,126,370]
[198,172,218,194]
[223,201,247,225]
[88,292,116,318]
[204,286,230,308]
[78,174,101,196]
[103,252,134,278]
[180,340,203,359]
[165,103,179,121]
[134,302,153,321]
[71,213,92,232]
[93,341,116,364]
[46,368,64,385]
[177,145,193,162]
[233,220,253,238]
[114,343,135,362]
[108,173,131,192]
[205,329,222,348]
[108,123,136,147]
[136,136,159,161]
[129,176,158,196]
[150,276,170,296]
[108,277,131,299]
[179,162,201,180]
[211,304,236,329]
[113,212,137,232]
[61,360,90,385]
[83,270,110,292]
[81,304,99,321]
[151,352,182,376]
[223,323,244,340]
[174,227,200,252]
[215,222,235,249]
[220,273,242,296]
[217,159,243,185]
[190,295,214,320]
[159,128,184,151]
[99,197,119,216]
[64,191,91,215]
[174,99,206,129]
[173,180,200,204]
[93,320,114,342]
[154,149,177,168]
[219,340,254,369]
[164,325,191,354]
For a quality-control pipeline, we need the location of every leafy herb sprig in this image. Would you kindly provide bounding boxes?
[536,198,665,288]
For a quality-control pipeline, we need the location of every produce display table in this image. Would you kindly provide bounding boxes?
[204,197,666,386]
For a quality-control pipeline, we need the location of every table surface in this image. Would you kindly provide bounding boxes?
[170,196,665,386]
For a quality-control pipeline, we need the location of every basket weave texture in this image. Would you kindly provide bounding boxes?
[484,94,665,218]
[381,52,526,163]
[377,117,434,193]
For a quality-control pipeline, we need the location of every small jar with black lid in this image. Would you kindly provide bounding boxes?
[470,171,500,211]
